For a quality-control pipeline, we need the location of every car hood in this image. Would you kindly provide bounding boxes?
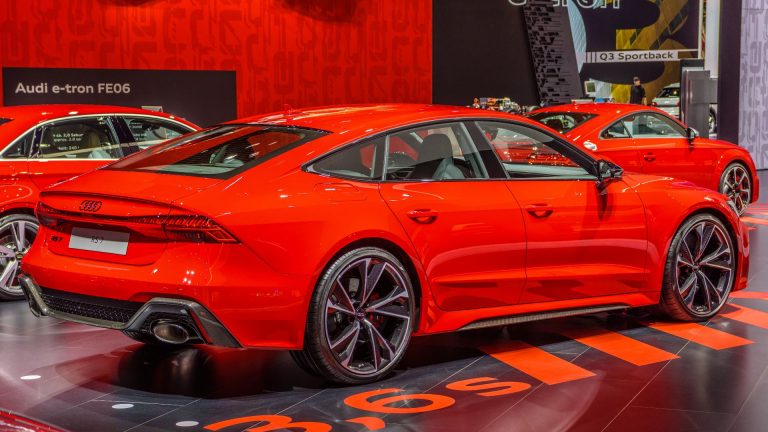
[620,173,698,189]
[652,97,679,106]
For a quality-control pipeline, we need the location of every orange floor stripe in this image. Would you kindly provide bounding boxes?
[647,322,753,350]
[741,217,768,226]
[480,340,595,385]
[730,292,768,300]
[562,328,679,366]
[721,304,768,330]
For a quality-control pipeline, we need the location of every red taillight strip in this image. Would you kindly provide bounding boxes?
[36,202,238,244]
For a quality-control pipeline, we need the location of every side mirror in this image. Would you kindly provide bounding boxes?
[686,127,699,143]
[596,159,623,191]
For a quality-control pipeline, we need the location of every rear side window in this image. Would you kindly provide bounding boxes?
[527,112,596,133]
[122,116,193,149]
[108,125,327,178]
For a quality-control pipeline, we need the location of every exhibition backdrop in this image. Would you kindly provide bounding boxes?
[2,67,236,125]
[0,0,432,120]
[741,0,768,170]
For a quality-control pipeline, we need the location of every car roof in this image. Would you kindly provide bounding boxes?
[0,104,195,128]
[532,103,652,116]
[229,104,541,135]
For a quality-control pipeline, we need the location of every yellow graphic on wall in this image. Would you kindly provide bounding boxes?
[612,0,698,103]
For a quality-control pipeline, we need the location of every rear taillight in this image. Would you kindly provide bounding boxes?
[36,202,237,244]
[37,202,64,228]
[145,214,238,243]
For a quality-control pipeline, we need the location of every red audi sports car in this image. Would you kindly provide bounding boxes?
[19,104,748,384]
[0,104,198,299]
[528,103,759,215]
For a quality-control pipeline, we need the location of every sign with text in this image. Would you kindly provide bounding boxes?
[2,67,236,126]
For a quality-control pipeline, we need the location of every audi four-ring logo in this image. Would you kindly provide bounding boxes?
[79,200,103,212]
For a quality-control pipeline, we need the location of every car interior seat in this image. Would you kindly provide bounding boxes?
[409,134,465,180]
[79,129,112,159]
[544,118,565,133]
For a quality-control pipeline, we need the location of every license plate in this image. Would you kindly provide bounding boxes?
[69,227,130,255]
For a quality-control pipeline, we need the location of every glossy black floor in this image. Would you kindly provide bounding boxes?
[1,173,767,432]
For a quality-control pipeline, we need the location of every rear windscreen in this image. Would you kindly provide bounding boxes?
[0,118,11,126]
[657,87,680,98]
[107,125,328,178]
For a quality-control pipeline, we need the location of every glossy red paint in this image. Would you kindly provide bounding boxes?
[21,104,749,350]
[529,103,760,203]
[0,104,199,216]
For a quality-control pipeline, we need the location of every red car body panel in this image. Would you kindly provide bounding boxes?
[20,104,749,349]
[530,103,760,202]
[0,104,199,216]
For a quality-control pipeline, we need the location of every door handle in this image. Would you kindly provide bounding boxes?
[407,209,438,224]
[644,153,656,162]
[525,204,553,218]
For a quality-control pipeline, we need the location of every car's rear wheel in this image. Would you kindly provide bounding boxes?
[296,247,416,384]
[0,214,38,301]
[660,214,736,321]
[719,163,751,215]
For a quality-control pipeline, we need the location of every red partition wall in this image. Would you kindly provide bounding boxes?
[0,0,432,118]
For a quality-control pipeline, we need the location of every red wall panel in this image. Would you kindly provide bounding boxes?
[0,0,432,118]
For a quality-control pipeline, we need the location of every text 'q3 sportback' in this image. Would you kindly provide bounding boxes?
[19,105,749,384]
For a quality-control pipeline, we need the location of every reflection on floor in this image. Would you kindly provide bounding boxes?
[1,171,767,432]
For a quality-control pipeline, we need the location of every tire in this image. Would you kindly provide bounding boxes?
[709,110,717,134]
[718,163,752,215]
[659,214,736,321]
[297,247,416,384]
[0,214,39,301]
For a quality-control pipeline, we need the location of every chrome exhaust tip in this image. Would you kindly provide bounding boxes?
[151,321,190,344]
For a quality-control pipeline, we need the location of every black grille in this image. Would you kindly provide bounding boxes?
[40,287,142,324]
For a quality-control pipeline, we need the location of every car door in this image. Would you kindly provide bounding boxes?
[378,121,528,310]
[27,116,123,190]
[474,120,649,303]
[625,112,716,186]
[0,129,33,193]
[593,119,644,173]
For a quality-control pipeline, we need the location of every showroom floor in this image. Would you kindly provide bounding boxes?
[1,173,767,432]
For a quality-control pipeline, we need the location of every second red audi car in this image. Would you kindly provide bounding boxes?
[528,103,759,215]
[0,104,198,299]
[19,105,748,384]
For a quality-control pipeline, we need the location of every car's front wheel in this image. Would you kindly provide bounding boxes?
[0,214,39,301]
[719,163,751,215]
[294,247,416,384]
[660,214,736,321]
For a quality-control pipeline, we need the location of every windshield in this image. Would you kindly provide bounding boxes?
[526,112,597,133]
[108,125,328,178]
[657,87,680,98]
[0,118,11,126]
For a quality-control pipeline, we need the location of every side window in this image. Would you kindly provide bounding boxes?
[123,117,191,149]
[312,137,384,180]
[386,122,489,181]
[625,113,686,138]
[601,121,632,139]
[476,121,593,179]
[38,118,120,159]
[2,131,34,159]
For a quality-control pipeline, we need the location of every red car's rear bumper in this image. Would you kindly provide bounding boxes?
[20,240,313,349]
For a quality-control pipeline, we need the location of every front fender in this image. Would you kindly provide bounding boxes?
[624,174,749,295]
